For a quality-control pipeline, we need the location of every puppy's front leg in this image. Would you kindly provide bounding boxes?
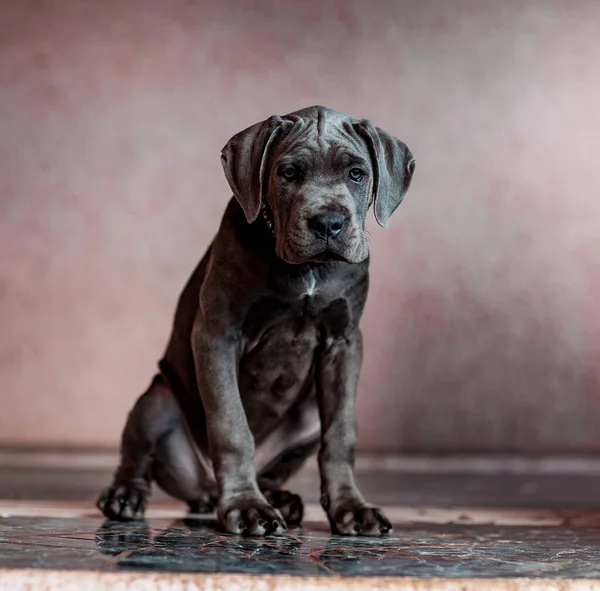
[191,312,285,536]
[317,330,392,536]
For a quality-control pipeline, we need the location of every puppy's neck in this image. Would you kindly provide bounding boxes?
[260,201,276,238]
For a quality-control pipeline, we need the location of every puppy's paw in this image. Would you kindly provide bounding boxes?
[262,489,304,527]
[218,496,286,536]
[187,491,218,515]
[327,500,392,536]
[96,486,147,521]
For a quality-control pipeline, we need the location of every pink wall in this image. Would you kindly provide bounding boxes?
[1,0,600,452]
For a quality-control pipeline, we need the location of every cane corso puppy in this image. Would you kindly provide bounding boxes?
[97,106,416,537]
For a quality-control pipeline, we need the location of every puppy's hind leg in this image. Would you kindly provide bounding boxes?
[97,374,180,521]
[258,436,320,527]
[152,417,218,516]
[255,394,321,528]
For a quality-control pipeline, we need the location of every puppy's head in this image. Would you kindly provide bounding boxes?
[221,106,415,264]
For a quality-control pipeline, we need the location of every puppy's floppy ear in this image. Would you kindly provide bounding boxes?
[221,115,290,224]
[354,119,416,228]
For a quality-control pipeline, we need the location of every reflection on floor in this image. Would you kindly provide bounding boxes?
[3,513,600,580]
[3,453,600,589]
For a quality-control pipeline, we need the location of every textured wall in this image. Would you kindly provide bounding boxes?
[1,0,600,452]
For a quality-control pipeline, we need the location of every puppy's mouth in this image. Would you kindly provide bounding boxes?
[304,231,360,263]
[275,219,367,265]
[278,241,355,265]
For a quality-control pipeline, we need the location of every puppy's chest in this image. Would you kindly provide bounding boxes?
[300,269,318,298]
[278,269,342,309]
[242,271,352,350]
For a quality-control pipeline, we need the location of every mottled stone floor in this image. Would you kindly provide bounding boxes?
[3,452,600,589]
[3,513,600,579]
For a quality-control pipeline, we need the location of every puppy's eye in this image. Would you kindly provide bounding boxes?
[348,168,365,182]
[281,167,297,181]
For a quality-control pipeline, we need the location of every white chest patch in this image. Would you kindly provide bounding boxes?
[302,270,318,298]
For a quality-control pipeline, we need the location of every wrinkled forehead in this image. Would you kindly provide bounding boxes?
[271,117,370,169]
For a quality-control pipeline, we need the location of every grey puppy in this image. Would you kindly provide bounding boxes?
[97,105,415,537]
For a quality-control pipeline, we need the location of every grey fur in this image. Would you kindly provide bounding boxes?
[97,106,415,536]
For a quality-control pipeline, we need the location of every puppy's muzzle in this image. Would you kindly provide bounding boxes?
[307,211,345,240]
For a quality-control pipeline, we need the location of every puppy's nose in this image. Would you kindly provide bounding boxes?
[307,212,345,239]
